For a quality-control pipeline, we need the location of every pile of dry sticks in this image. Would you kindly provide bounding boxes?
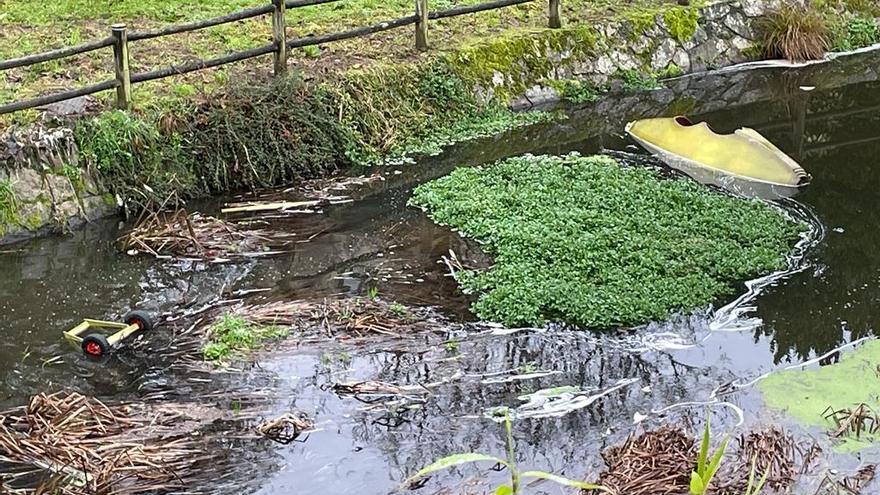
[0,392,209,494]
[233,297,435,340]
[121,209,291,260]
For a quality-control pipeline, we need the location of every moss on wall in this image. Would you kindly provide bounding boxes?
[663,6,700,42]
[446,26,601,104]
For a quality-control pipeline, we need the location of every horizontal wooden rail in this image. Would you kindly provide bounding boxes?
[128,5,273,41]
[1,0,560,115]
[0,38,114,71]
[0,80,117,115]
[128,0,342,41]
[285,0,343,9]
[287,15,419,49]
[429,0,534,20]
[131,43,277,83]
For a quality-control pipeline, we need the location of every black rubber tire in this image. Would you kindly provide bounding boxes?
[82,334,111,358]
[124,310,154,332]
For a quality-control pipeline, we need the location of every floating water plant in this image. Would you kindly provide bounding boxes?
[758,340,880,452]
[410,154,804,328]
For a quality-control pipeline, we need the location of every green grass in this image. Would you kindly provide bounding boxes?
[203,312,289,362]
[0,180,19,231]
[410,154,804,328]
[0,0,687,129]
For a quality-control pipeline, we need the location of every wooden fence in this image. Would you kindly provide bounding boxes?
[0,0,562,115]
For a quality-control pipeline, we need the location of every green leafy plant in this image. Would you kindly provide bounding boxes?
[406,411,609,494]
[616,69,661,91]
[755,2,830,61]
[203,313,289,362]
[689,418,730,495]
[389,302,409,317]
[0,179,18,226]
[743,455,770,495]
[832,16,880,51]
[366,286,379,300]
[553,79,605,104]
[410,154,804,328]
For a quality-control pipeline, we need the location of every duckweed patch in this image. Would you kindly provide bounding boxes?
[203,313,289,363]
[410,154,804,328]
[758,340,880,452]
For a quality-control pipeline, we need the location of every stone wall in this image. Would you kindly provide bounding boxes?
[498,0,778,108]
[0,127,115,243]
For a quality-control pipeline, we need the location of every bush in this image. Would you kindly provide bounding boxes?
[831,16,880,51]
[183,74,353,193]
[410,154,804,328]
[76,110,197,213]
[755,2,830,62]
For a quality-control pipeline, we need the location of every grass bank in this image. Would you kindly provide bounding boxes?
[410,154,805,328]
[0,0,687,127]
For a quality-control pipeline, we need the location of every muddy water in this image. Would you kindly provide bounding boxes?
[3,50,880,493]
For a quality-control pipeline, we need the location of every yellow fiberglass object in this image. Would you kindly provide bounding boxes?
[626,116,811,198]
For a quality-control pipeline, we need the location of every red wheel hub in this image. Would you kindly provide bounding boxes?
[85,342,103,356]
[132,318,144,330]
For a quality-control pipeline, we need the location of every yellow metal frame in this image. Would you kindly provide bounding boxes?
[63,318,140,348]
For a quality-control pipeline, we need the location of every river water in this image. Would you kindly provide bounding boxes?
[2,50,880,493]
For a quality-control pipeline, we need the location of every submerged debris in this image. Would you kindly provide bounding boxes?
[257,412,314,445]
[236,298,440,340]
[824,403,880,439]
[122,209,291,260]
[596,426,695,495]
[815,465,877,495]
[723,427,804,493]
[0,392,209,494]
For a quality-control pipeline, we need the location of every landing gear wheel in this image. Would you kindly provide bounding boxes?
[82,334,111,358]
[124,310,154,332]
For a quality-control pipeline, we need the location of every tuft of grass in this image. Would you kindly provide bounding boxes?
[410,154,804,328]
[202,313,289,362]
[616,69,661,91]
[755,2,830,62]
[552,79,606,104]
[0,180,19,227]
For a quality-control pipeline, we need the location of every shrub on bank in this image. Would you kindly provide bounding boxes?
[410,154,805,328]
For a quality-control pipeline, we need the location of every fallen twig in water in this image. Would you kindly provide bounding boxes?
[121,209,292,260]
[824,403,880,439]
[256,412,314,445]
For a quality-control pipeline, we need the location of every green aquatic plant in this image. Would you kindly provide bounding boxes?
[410,154,803,328]
[758,340,880,452]
[743,455,770,495]
[203,313,289,362]
[406,411,609,494]
[690,418,730,495]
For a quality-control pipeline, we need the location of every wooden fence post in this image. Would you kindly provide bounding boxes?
[415,0,428,51]
[111,24,132,110]
[549,0,561,28]
[272,0,287,75]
